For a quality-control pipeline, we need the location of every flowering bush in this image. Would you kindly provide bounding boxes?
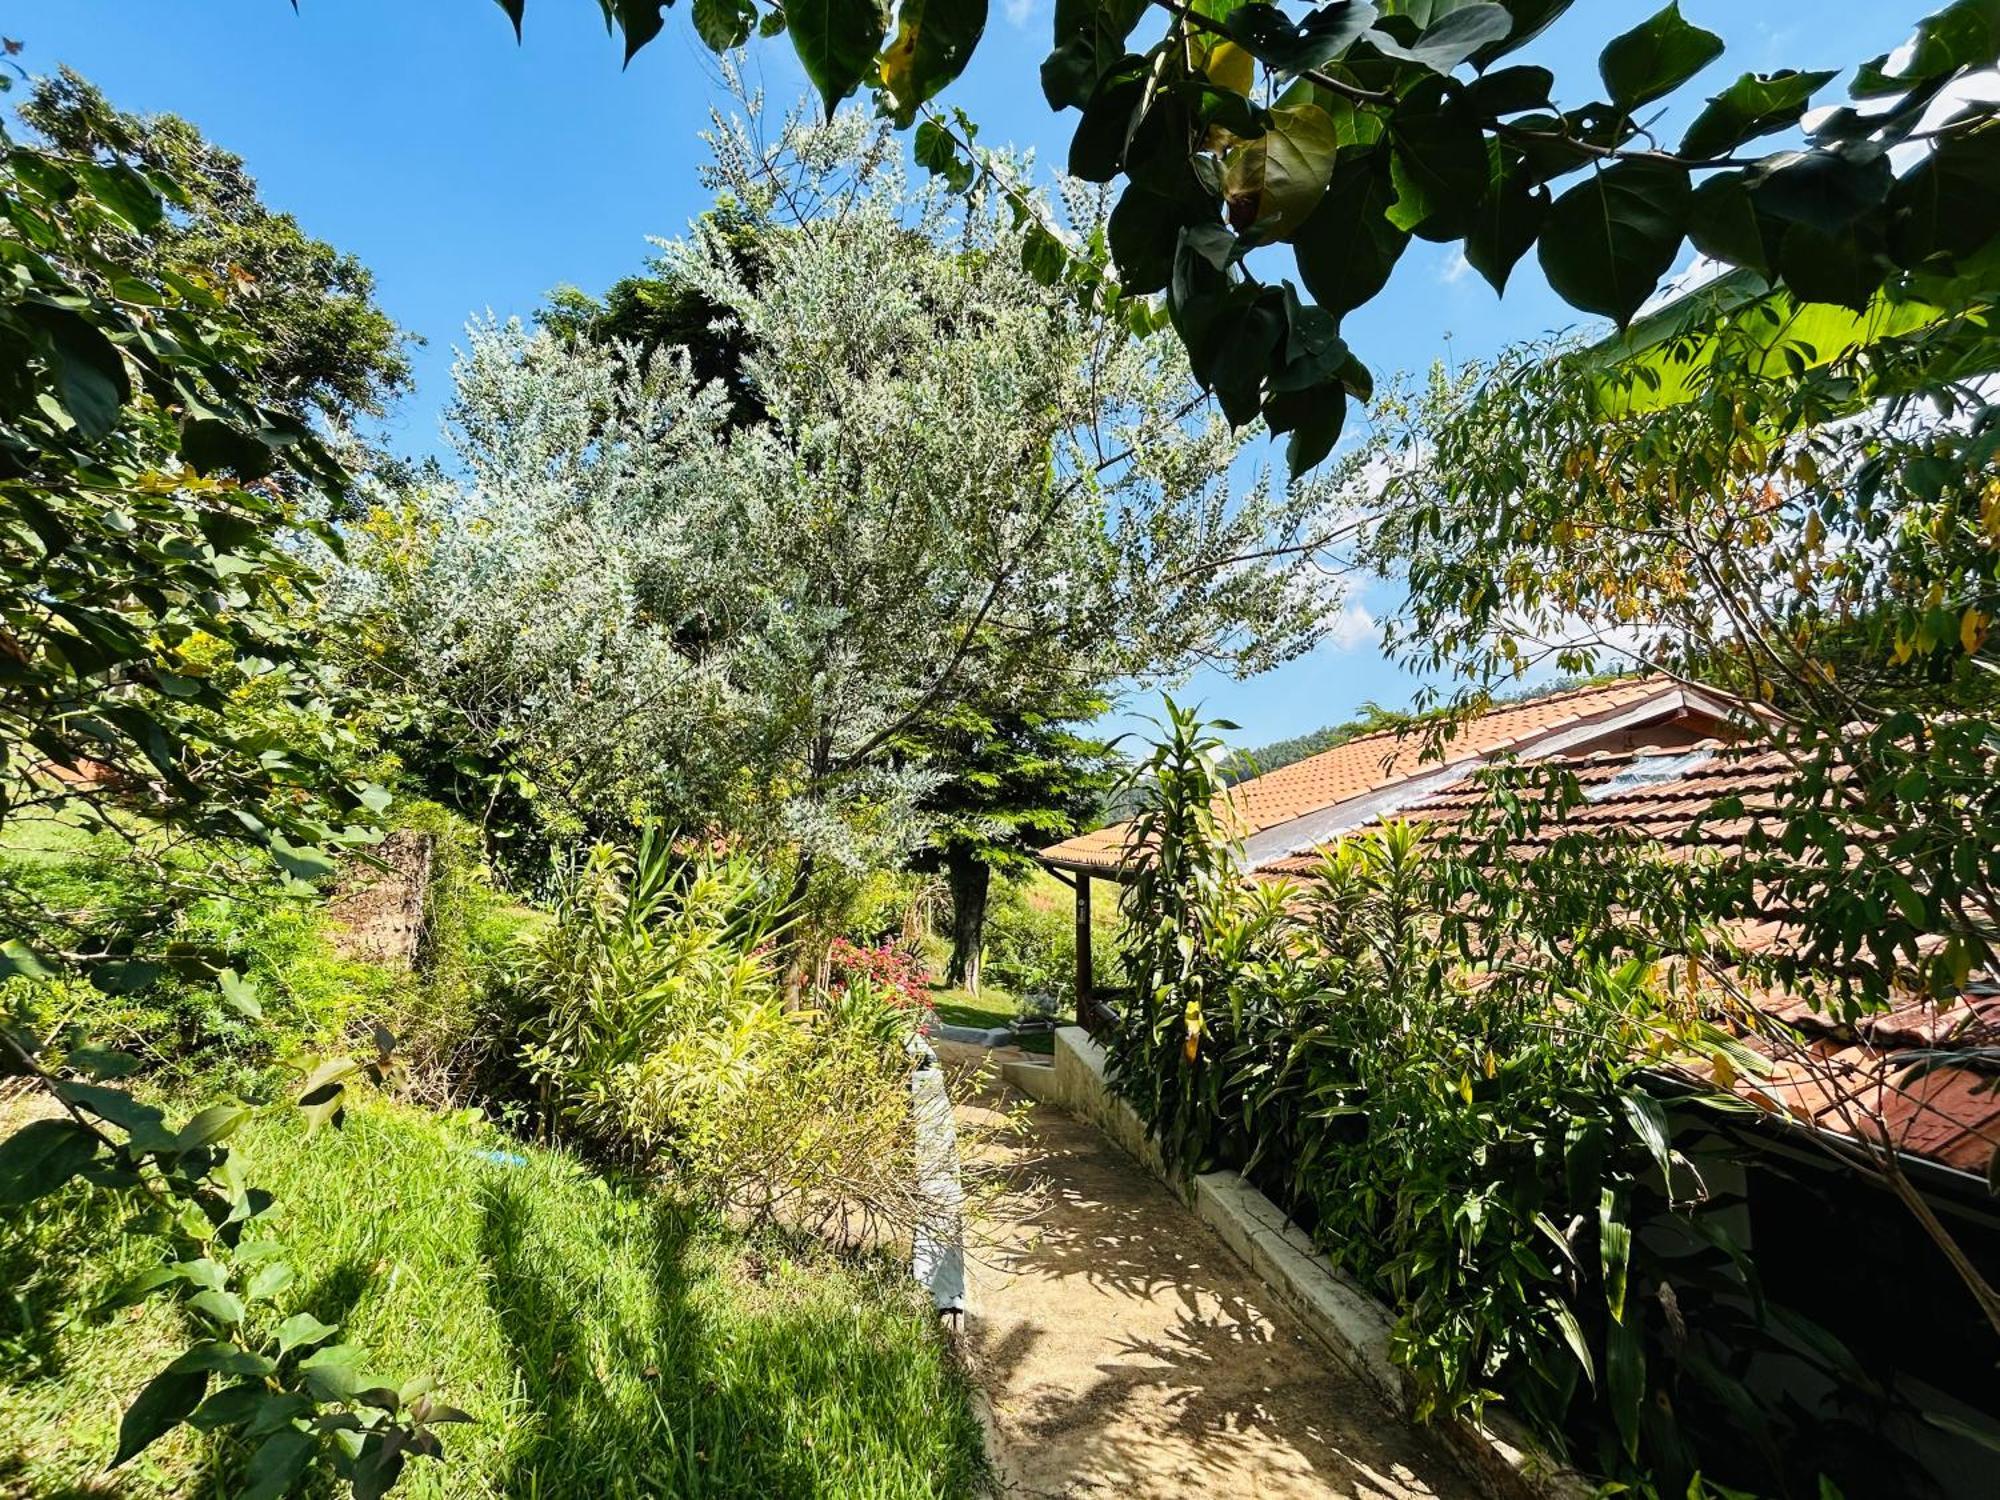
[825,938,932,1013]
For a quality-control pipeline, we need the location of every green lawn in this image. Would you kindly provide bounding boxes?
[929,983,1055,1055]
[0,1095,985,1499]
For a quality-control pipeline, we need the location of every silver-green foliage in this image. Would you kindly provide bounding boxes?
[346,83,1367,867]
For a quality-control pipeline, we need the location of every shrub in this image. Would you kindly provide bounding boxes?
[514,832,958,1248]
[825,937,931,1014]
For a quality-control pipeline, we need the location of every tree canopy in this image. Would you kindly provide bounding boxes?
[481,0,2000,478]
[20,67,413,430]
[339,94,1365,882]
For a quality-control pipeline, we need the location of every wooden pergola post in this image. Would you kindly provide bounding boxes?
[1074,872,1093,1032]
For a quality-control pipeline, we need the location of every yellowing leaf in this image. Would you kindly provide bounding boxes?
[1962,606,1988,655]
[1221,103,1340,238]
[1199,38,1254,96]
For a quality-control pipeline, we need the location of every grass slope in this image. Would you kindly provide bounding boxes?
[0,1096,984,1499]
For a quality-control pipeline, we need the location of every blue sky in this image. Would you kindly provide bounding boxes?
[6,0,1924,748]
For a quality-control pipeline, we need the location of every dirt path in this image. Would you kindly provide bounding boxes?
[956,1078,1481,1500]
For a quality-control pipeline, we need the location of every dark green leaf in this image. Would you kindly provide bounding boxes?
[176,1102,251,1153]
[1538,158,1690,324]
[598,0,670,63]
[113,1366,209,1466]
[1687,169,1776,275]
[1459,64,1553,118]
[494,0,526,40]
[276,1312,339,1356]
[1888,120,2000,268]
[0,1117,101,1207]
[1463,154,1549,293]
[1853,0,2000,95]
[1041,0,1147,110]
[181,417,277,482]
[23,304,131,443]
[1598,3,1724,110]
[1680,69,1837,159]
[692,0,757,51]
[188,1381,270,1433]
[1747,148,1892,233]
[64,1046,142,1080]
[913,119,975,192]
[1618,1089,1675,1184]
[1294,152,1408,317]
[1108,183,1210,295]
[1223,1,1377,75]
[240,1428,317,1500]
[1067,59,1148,181]
[298,1343,367,1402]
[1605,1314,1645,1460]
[1467,0,1572,65]
[1368,3,1512,74]
[1386,81,1488,241]
[789,0,888,113]
[880,0,987,126]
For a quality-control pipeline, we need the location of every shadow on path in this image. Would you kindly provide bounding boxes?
[961,1082,1482,1500]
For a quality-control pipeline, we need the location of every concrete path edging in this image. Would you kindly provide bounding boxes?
[1003,1029,1593,1500]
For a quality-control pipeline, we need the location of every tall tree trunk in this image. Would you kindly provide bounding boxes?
[780,847,817,1007]
[944,849,990,995]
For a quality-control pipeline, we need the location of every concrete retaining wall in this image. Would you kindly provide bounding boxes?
[1005,1028,1592,1500]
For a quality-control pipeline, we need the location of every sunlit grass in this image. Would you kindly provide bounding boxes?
[0,1094,985,1499]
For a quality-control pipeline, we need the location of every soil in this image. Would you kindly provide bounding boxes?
[956,1078,1481,1500]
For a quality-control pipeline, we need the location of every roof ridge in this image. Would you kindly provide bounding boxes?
[1252,674,1668,780]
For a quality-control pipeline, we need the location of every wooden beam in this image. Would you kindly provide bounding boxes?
[1074,873,1093,1032]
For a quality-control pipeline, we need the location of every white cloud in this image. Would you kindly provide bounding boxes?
[1003,0,1041,27]
[1438,248,1473,286]
[1323,601,1380,652]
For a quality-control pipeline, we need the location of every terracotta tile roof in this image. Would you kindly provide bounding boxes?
[1038,678,1678,875]
[1264,741,2000,1180]
[1253,740,1796,877]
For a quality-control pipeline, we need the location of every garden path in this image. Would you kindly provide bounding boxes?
[952,1070,1481,1500]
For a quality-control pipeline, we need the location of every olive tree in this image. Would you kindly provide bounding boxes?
[342,86,1369,896]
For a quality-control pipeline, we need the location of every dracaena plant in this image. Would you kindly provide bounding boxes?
[469,1,2000,477]
[0,115,452,1496]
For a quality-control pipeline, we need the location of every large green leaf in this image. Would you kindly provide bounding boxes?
[790,0,889,112]
[597,0,671,62]
[1467,0,1572,65]
[1041,0,1148,110]
[1463,152,1548,293]
[1598,3,1723,110]
[880,0,988,126]
[692,0,758,52]
[240,1429,318,1500]
[1108,181,1212,294]
[1368,2,1512,74]
[21,304,131,443]
[0,1118,101,1208]
[1679,69,1836,159]
[1223,1,1377,75]
[1385,81,1487,240]
[113,1366,209,1466]
[1889,120,2000,268]
[1222,103,1341,238]
[1294,151,1409,316]
[1854,0,2000,96]
[1066,59,1148,181]
[1538,158,1690,324]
